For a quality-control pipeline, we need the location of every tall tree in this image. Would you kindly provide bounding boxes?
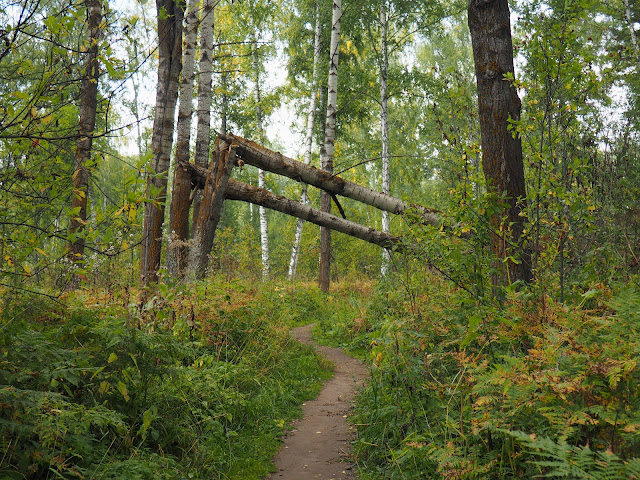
[319,0,341,292]
[623,0,639,56]
[379,0,391,276]
[191,0,216,228]
[289,1,322,279]
[67,0,104,275]
[167,0,200,277]
[140,0,184,284]
[252,38,270,279]
[467,0,532,286]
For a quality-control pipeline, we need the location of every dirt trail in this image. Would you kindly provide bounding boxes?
[266,324,368,480]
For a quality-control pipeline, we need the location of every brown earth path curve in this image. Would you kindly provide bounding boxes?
[266,323,368,480]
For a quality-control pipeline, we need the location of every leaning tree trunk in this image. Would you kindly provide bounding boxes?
[217,132,442,227]
[167,0,200,278]
[225,180,404,252]
[379,0,391,276]
[191,0,216,231]
[289,2,322,279]
[319,0,341,292]
[186,162,404,252]
[468,0,532,286]
[67,0,103,278]
[140,0,184,284]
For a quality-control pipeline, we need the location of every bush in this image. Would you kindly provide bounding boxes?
[317,277,640,479]
[0,279,332,479]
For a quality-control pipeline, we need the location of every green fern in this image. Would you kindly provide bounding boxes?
[507,430,640,479]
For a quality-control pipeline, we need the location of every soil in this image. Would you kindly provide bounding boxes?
[266,324,368,480]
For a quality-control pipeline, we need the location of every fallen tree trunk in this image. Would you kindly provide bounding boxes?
[185,162,403,252]
[226,180,403,252]
[217,132,440,227]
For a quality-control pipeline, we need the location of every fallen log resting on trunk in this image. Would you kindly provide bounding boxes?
[185,162,403,251]
[217,132,441,228]
[225,180,403,251]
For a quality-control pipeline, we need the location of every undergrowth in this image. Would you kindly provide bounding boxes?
[0,277,332,479]
[315,274,640,479]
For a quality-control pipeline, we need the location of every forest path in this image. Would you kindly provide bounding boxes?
[266,323,368,480]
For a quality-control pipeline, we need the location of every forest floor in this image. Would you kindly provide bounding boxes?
[266,323,368,480]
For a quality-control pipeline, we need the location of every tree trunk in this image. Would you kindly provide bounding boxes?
[319,0,341,292]
[217,132,442,226]
[289,2,322,279]
[252,40,270,280]
[167,0,200,278]
[191,0,216,231]
[379,0,391,276]
[67,0,102,275]
[224,180,402,252]
[623,0,639,56]
[468,0,532,286]
[141,0,184,284]
[187,140,236,279]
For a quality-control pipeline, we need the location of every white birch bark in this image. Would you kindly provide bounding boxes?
[167,0,199,276]
[288,3,322,278]
[380,1,391,276]
[191,0,216,230]
[319,0,341,292]
[252,40,270,279]
[224,180,403,252]
[623,0,639,56]
[217,131,442,228]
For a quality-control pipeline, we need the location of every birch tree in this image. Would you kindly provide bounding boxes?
[379,0,391,276]
[140,0,184,284]
[288,2,322,279]
[252,38,270,279]
[319,0,341,292]
[191,0,216,229]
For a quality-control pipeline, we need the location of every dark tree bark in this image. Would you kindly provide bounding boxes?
[140,0,184,284]
[187,141,235,279]
[167,0,199,278]
[468,0,532,285]
[67,0,102,272]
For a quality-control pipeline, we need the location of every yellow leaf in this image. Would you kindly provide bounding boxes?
[41,114,52,124]
[35,248,48,256]
[99,381,109,395]
[117,381,130,402]
[22,264,32,276]
[128,204,136,223]
[5,255,13,267]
